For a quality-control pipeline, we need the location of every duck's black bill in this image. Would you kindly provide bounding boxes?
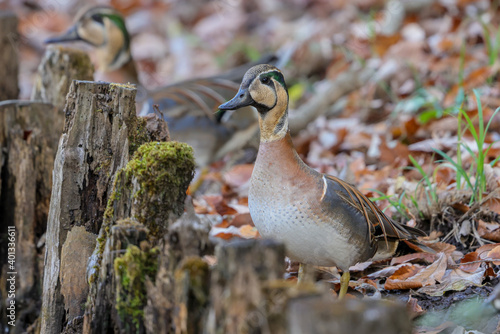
[218,89,253,110]
[45,26,81,44]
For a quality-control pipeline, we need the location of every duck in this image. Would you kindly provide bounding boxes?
[45,6,274,166]
[218,64,428,298]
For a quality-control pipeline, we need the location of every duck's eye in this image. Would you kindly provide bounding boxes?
[91,14,104,24]
[260,76,270,84]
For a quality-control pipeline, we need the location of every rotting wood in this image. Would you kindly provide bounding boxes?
[0,101,62,332]
[207,239,288,334]
[40,80,168,334]
[0,12,19,100]
[144,199,212,334]
[83,140,193,333]
[31,45,94,111]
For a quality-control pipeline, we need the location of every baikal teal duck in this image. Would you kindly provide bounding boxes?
[219,64,430,299]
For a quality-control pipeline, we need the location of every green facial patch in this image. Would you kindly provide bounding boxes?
[261,70,287,89]
[101,13,130,48]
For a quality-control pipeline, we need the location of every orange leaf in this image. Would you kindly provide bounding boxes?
[385,252,448,290]
[389,265,422,280]
[372,34,401,57]
[482,197,500,215]
[223,164,254,188]
[390,252,437,265]
[230,213,254,227]
[477,243,500,259]
[459,251,480,273]
[487,245,500,265]
[477,221,500,242]
[239,225,259,239]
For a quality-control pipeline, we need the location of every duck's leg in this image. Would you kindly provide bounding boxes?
[297,263,314,284]
[298,263,305,283]
[338,270,350,299]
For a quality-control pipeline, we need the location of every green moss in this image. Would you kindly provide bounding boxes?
[110,82,136,90]
[114,245,159,331]
[123,141,195,237]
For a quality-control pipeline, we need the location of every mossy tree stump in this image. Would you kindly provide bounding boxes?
[144,200,212,334]
[41,81,168,334]
[83,141,195,334]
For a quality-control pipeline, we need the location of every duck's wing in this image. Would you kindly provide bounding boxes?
[324,174,427,244]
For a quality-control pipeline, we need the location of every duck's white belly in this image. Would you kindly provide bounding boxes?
[248,177,360,270]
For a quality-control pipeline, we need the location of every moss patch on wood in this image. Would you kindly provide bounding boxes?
[114,245,159,331]
[124,141,195,237]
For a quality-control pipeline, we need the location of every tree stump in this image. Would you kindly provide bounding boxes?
[207,239,287,334]
[40,81,164,334]
[0,101,62,332]
[31,45,94,111]
[0,12,19,100]
[287,296,413,334]
[83,219,151,334]
[83,140,195,334]
[144,200,213,334]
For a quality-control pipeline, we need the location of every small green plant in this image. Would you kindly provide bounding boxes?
[370,189,410,220]
[434,90,500,203]
[479,20,500,66]
[408,154,439,205]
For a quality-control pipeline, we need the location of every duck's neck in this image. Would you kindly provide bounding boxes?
[256,131,304,170]
[258,101,289,143]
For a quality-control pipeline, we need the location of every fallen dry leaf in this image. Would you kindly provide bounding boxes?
[477,243,500,259]
[417,268,485,296]
[486,245,500,265]
[459,251,481,273]
[385,252,448,290]
[223,164,254,188]
[203,195,237,216]
[390,252,438,266]
[482,197,500,215]
[239,225,259,239]
[229,213,253,227]
[407,296,425,319]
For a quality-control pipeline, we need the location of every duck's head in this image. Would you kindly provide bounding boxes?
[219,64,289,143]
[45,6,131,72]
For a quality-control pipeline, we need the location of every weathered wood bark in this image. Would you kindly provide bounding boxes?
[0,12,19,100]
[144,200,212,334]
[31,45,94,111]
[83,139,192,333]
[207,239,288,334]
[287,296,413,334]
[84,219,151,334]
[40,81,149,334]
[0,101,62,332]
